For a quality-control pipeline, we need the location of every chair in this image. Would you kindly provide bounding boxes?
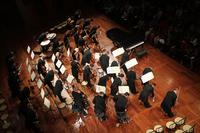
[146,129,156,133]
[154,125,164,133]
[182,124,195,133]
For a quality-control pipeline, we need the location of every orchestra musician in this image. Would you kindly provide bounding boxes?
[93,92,107,121]
[71,56,80,83]
[139,82,155,108]
[99,53,110,73]
[37,58,47,78]
[83,63,93,87]
[126,70,138,94]
[161,89,178,117]
[111,76,122,96]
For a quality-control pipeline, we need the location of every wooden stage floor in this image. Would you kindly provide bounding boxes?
[1,14,200,133]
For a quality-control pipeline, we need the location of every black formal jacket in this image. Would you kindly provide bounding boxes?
[114,94,127,112]
[161,91,177,109]
[93,95,106,113]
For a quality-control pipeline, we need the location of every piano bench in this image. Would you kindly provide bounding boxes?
[136,49,148,58]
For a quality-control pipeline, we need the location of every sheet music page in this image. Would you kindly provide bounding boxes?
[141,72,154,83]
[118,86,130,94]
[56,59,62,68]
[125,58,138,69]
[44,97,50,108]
[31,51,35,59]
[40,89,45,99]
[31,71,36,81]
[67,74,74,83]
[95,53,100,60]
[51,54,56,62]
[112,47,125,57]
[27,46,31,54]
[60,65,66,74]
[96,85,106,93]
[37,79,43,89]
[107,66,120,74]
[61,89,69,98]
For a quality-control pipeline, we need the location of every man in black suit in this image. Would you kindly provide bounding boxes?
[71,58,80,83]
[99,54,109,73]
[111,77,122,96]
[98,75,110,87]
[161,89,177,117]
[37,58,47,77]
[126,70,138,94]
[93,92,107,121]
[83,64,92,87]
[114,93,129,124]
[44,70,54,91]
[81,48,92,66]
[139,82,155,108]
[72,88,87,116]
[54,80,65,103]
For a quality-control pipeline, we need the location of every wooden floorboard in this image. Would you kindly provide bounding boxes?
[1,14,200,133]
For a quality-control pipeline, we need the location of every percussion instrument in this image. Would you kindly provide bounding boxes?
[182,124,194,133]
[174,117,185,126]
[166,121,176,130]
[146,129,156,133]
[154,125,164,133]
[175,129,184,133]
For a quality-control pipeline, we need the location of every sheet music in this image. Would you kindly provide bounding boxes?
[112,47,125,57]
[118,86,130,94]
[61,89,69,98]
[28,65,31,73]
[26,58,29,66]
[67,74,74,83]
[107,66,120,74]
[31,51,35,59]
[125,58,138,69]
[67,48,70,57]
[44,97,50,108]
[27,45,31,54]
[96,85,106,93]
[81,81,88,86]
[141,72,154,83]
[95,53,100,60]
[56,59,62,69]
[60,65,66,74]
[40,89,45,99]
[31,71,36,81]
[37,79,43,89]
[51,54,56,62]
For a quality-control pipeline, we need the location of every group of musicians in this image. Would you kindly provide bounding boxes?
[30,9,179,128]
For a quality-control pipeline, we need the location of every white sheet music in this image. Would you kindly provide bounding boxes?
[26,58,29,66]
[31,51,35,59]
[67,74,74,83]
[27,45,31,54]
[60,65,66,74]
[31,71,36,81]
[67,48,70,57]
[51,54,56,62]
[96,85,106,94]
[107,66,120,74]
[44,97,50,108]
[37,79,43,89]
[61,89,69,98]
[118,86,130,94]
[141,72,154,83]
[40,89,45,99]
[95,53,100,60]
[56,59,62,69]
[112,47,125,57]
[28,65,31,74]
[125,58,138,69]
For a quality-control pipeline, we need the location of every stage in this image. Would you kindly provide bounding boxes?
[1,14,200,133]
